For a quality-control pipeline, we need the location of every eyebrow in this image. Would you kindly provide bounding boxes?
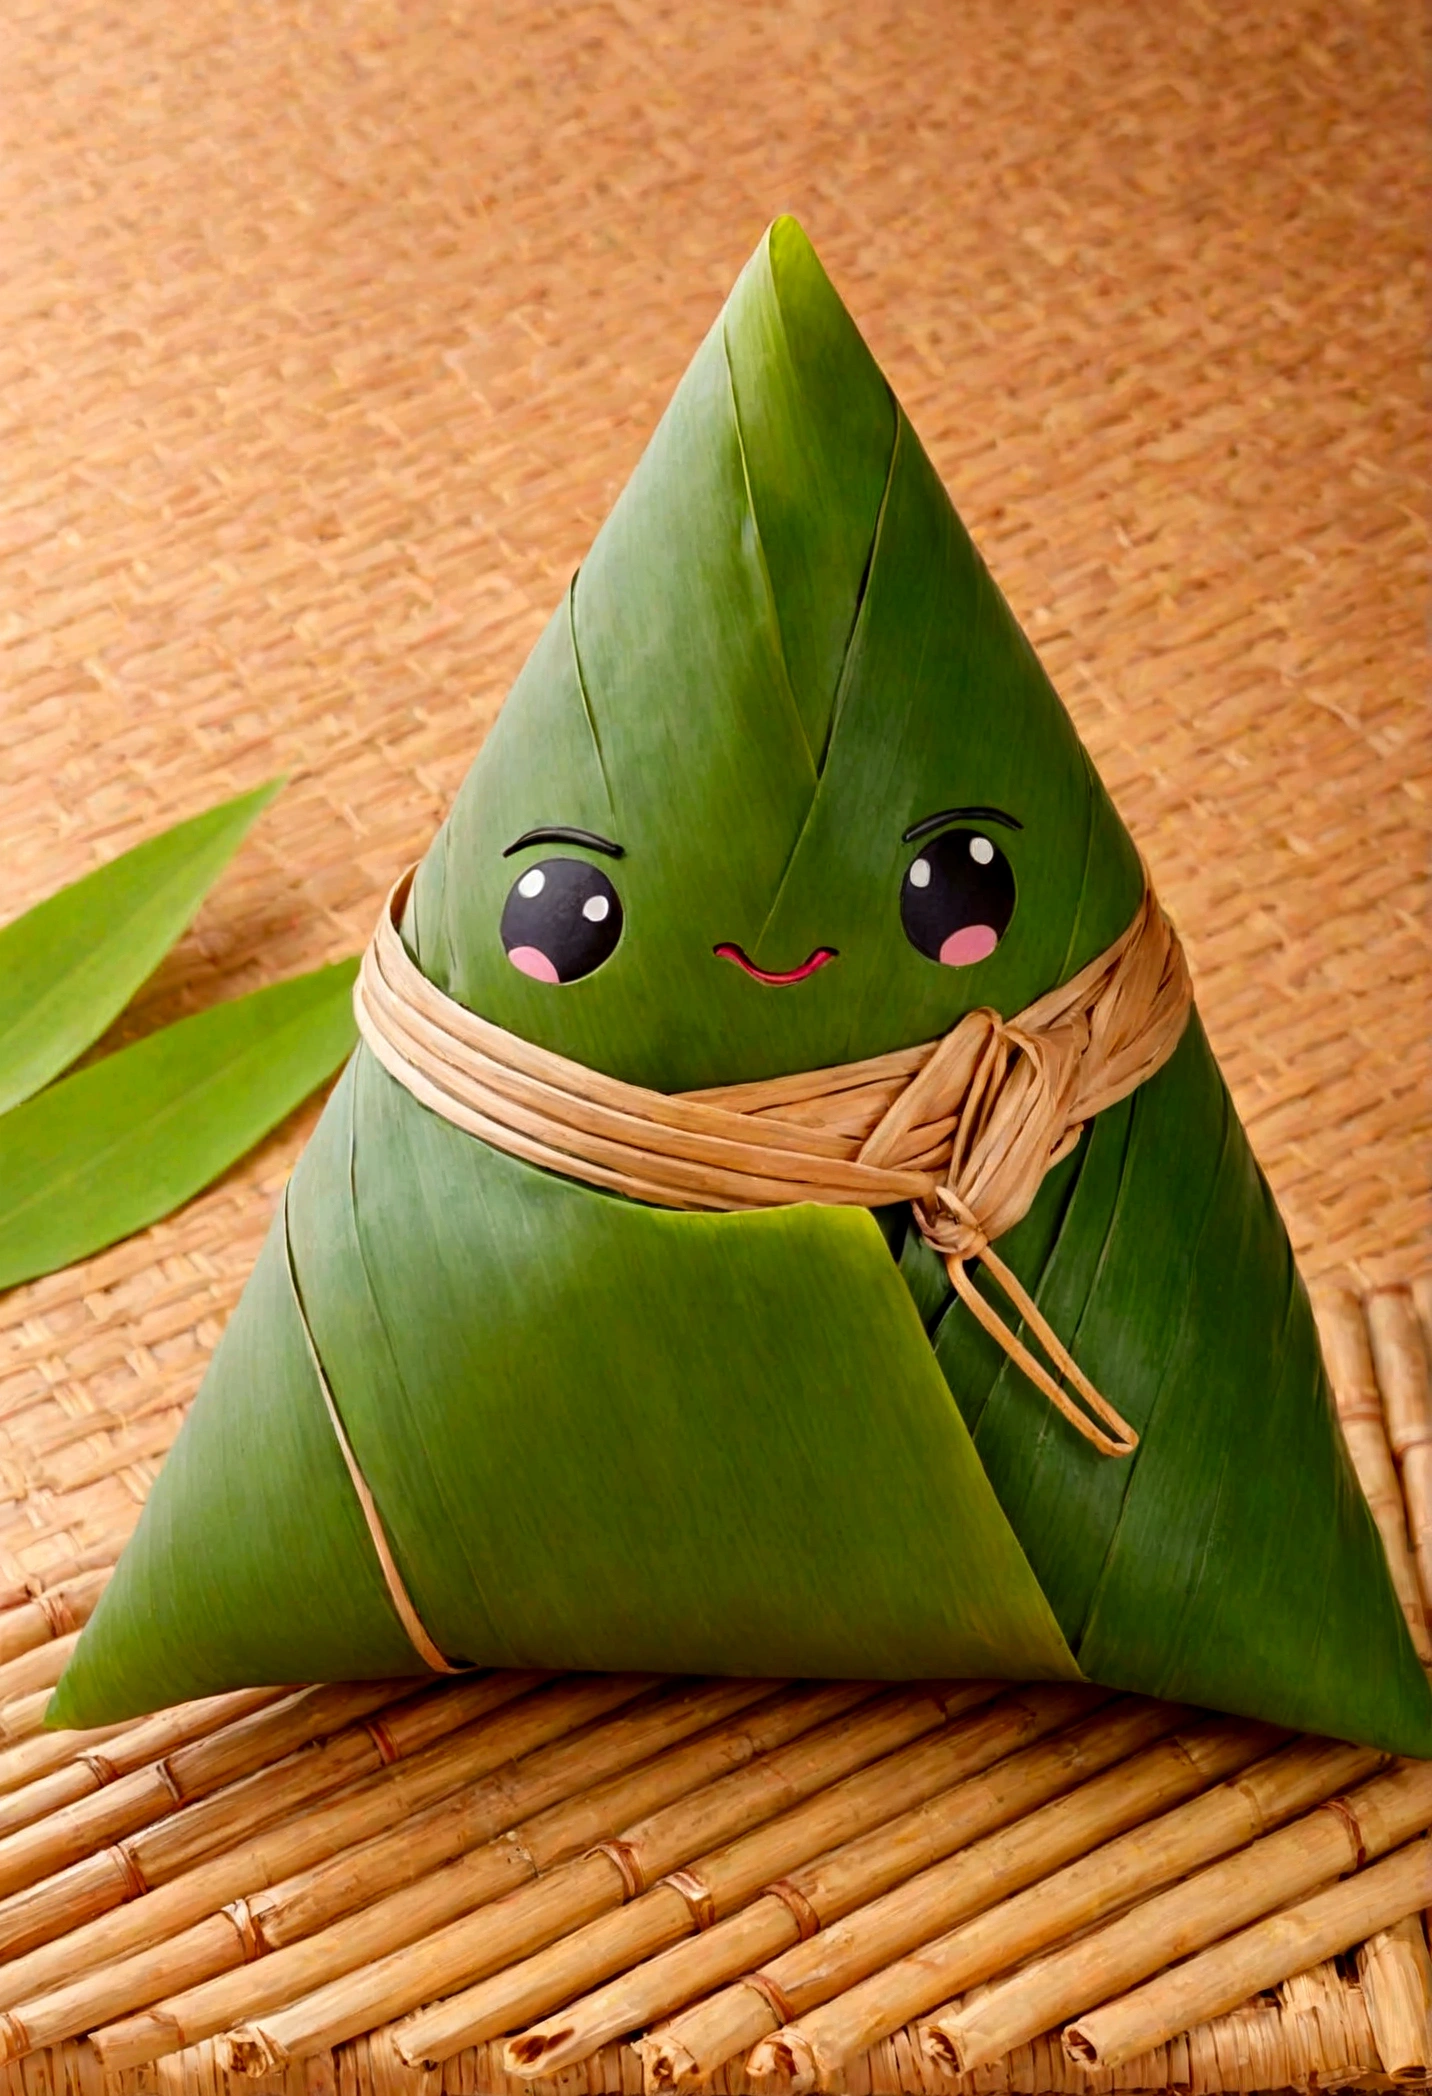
[903,805,1023,843]
[503,826,625,860]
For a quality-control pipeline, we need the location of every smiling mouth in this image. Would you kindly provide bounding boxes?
[714,943,839,985]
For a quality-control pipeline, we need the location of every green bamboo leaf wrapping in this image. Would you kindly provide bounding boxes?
[0,779,283,1115]
[47,1207,417,1725]
[0,960,358,1291]
[54,220,1432,1755]
[927,1017,1430,1746]
[51,1046,1078,1725]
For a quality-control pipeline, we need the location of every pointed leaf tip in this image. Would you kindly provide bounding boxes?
[0,775,287,1116]
[767,211,812,253]
[766,214,842,320]
[0,956,359,1293]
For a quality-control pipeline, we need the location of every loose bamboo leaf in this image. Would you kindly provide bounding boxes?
[0,777,283,1115]
[0,960,357,1291]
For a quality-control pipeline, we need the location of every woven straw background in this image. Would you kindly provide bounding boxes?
[0,0,1427,1588]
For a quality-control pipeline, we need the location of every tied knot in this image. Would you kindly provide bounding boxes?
[855,993,1091,1255]
[898,1051,1140,1462]
[916,1186,988,1265]
[356,867,1190,1467]
[872,948,1178,1462]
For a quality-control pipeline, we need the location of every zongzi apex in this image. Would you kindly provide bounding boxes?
[53,218,1432,1757]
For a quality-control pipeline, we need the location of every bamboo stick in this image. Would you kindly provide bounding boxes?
[1367,1287,1432,1631]
[638,1698,1216,2090]
[1412,1277,1432,1364]
[1065,1835,1432,2070]
[255,1680,786,1952]
[0,1677,423,1862]
[0,1719,134,1808]
[1358,1914,1432,2080]
[0,1671,657,1997]
[0,1632,78,1711]
[255,1680,786,1951]
[0,1544,122,1617]
[1317,1284,1432,1663]
[127,1672,541,1889]
[0,1693,62,1750]
[85,1678,814,2069]
[0,1685,290,1828]
[0,1569,110,1667]
[93,1690,295,1782]
[499,1687,1102,2080]
[915,1731,1384,2074]
[492,1676,1090,2070]
[1369,1289,1432,1457]
[673,1982,1384,2096]
[419,1684,1057,2070]
[0,1672,520,1904]
[221,1682,975,2074]
[940,1756,1432,2080]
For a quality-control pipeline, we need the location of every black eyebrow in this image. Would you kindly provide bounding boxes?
[903,805,1023,843]
[503,826,625,860]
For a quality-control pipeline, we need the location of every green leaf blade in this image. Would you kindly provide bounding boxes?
[47,1200,419,1728]
[0,959,357,1290]
[0,777,283,1114]
[53,1045,1080,1726]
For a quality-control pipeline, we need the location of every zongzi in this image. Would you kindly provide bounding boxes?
[52,218,1432,1758]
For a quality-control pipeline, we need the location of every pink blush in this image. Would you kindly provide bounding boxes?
[939,924,1000,968]
[507,944,560,984]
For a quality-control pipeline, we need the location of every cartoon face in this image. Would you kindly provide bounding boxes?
[408,219,1141,1089]
[498,811,1019,992]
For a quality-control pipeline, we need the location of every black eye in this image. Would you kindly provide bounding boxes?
[900,829,1015,967]
[500,857,623,983]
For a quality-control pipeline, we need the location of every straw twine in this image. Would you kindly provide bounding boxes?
[356,868,1191,1460]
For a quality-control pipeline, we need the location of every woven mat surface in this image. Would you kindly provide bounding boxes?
[0,0,1427,1590]
[0,1281,1429,2091]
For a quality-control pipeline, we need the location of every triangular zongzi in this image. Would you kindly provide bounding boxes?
[52,219,1432,1757]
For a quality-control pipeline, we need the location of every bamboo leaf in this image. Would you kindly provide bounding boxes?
[0,777,283,1115]
[0,960,357,1291]
[53,1044,1079,1725]
[47,1190,417,1729]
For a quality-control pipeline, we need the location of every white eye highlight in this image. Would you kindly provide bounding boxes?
[582,893,611,923]
[908,856,932,889]
[517,867,546,898]
[969,835,995,865]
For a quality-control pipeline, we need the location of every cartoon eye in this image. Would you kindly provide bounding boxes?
[500,858,623,983]
[900,829,1015,967]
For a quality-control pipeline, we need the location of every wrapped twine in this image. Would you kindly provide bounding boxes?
[357,869,1190,1442]
[332,866,1191,1664]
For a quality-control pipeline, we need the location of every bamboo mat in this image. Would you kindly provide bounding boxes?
[0,1282,1428,2095]
[0,0,1428,2087]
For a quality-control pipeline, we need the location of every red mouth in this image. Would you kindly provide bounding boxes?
[714,943,839,986]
